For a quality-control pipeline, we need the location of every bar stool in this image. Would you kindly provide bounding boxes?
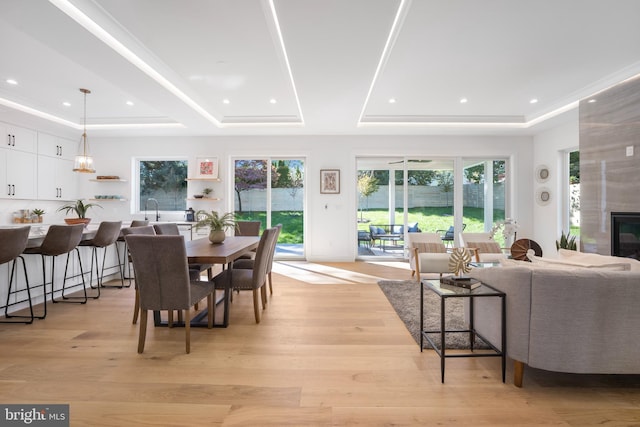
[0,226,34,324]
[117,220,148,286]
[23,224,86,318]
[79,221,123,295]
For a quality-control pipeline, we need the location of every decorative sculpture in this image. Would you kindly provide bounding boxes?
[448,247,471,276]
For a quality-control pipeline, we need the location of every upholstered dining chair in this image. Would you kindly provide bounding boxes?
[120,225,156,324]
[234,220,261,260]
[125,235,216,354]
[153,223,213,280]
[0,226,34,324]
[212,227,278,323]
[78,220,123,295]
[117,219,149,286]
[233,223,281,295]
[23,224,86,318]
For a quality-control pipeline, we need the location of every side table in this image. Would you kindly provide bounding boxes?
[420,278,506,383]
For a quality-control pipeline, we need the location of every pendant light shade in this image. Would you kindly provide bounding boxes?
[73,88,95,173]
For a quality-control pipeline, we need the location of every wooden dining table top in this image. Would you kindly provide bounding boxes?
[185,235,260,265]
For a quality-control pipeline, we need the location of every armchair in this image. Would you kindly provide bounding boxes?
[436,224,466,246]
[407,232,450,278]
[459,232,509,262]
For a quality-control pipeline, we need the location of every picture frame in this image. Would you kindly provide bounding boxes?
[320,169,340,194]
[196,157,218,179]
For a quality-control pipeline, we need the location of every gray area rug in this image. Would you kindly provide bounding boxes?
[378,279,488,350]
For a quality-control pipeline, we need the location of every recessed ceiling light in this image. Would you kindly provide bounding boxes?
[62,102,71,107]
[126,100,134,106]
[460,98,468,104]
[588,99,597,103]
[530,98,538,104]
[269,98,277,104]
[388,98,396,104]
[6,79,17,85]
[222,98,230,104]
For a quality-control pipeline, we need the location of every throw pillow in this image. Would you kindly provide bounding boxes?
[467,241,502,254]
[413,242,447,254]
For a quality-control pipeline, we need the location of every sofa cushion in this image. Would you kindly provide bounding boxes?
[557,249,640,272]
[528,250,631,271]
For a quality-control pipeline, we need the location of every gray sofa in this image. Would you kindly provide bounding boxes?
[468,251,640,387]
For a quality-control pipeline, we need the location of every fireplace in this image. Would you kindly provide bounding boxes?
[611,212,640,258]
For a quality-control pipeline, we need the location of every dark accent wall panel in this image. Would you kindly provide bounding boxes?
[579,75,640,254]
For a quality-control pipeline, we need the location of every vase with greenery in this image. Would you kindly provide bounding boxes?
[58,199,101,226]
[195,210,236,243]
[32,208,45,223]
[556,230,577,251]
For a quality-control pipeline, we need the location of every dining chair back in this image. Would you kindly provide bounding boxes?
[125,235,216,353]
[23,224,86,317]
[121,225,156,323]
[213,227,278,323]
[0,226,34,324]
[235,221,261,236]
[154,223,213,280]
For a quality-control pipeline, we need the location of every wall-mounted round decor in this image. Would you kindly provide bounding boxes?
[536,187,551,206]
[535,165,550,183]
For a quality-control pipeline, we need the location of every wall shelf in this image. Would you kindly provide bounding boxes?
[89,198,128,202]
[90,178,128,182]
[186,197,221,201]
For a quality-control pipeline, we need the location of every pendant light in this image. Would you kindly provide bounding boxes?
[73,88,95,173]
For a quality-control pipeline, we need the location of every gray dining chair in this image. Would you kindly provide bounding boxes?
[0,226,33,324]
[233,223,281,295]
[117,220,149,285]
[121,225,156,324]
[125,235,216,354]
[213,227,278,323]
[153,223,214,280]
[234,220,261,260]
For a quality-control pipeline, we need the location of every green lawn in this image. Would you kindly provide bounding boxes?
[236,207,506,245]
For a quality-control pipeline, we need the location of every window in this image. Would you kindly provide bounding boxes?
[568,150,580,238]
[136,159,188,213]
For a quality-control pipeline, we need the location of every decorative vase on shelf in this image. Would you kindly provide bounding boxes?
[208,229,226,244]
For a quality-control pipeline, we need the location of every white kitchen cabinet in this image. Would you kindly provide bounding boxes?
[0,148,37,199]
[4,123,36,153]
[37,155,77,200]
[38,133,76,160]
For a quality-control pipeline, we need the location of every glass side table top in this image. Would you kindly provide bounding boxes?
[422,279,503,297]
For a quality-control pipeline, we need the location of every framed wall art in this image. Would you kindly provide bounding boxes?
[320,169,340,194]
[196,157,218,179]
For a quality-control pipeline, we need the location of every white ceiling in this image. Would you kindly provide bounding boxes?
[0,0,639,137]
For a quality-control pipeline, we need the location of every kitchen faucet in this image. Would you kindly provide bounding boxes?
[144,198,160,221]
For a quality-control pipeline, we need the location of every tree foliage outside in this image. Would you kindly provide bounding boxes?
[357,171,379,221]
[569,151,580,184]
[435,171,454,206]
[272,160,304,203]
[139,160,187,210]
[234,160,267,212]
[464,160,506,184]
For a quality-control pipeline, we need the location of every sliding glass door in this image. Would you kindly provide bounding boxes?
[233,157,305,259]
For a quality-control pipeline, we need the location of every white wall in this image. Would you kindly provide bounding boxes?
[532,113,580,257]
[86,134,535,261]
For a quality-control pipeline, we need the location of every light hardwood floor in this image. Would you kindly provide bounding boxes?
[0,260,638,426]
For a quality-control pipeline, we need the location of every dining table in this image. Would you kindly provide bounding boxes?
[153,235,260,328]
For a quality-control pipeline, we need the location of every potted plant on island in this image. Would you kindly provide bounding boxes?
[195,210,236,244]
[57,199,102,227]
[31,208,45,223]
